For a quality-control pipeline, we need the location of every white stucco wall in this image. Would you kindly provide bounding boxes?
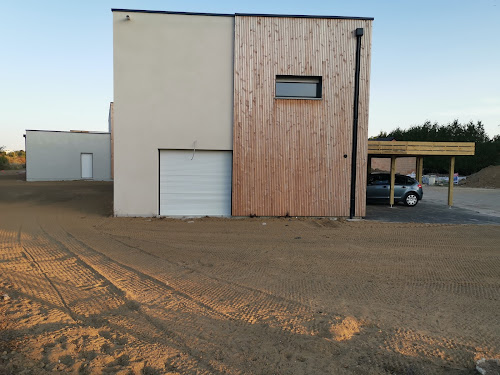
[25,131,111,181]
[113,11,234,216]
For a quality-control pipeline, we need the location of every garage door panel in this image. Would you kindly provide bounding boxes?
[159,196,230,216]
[162,185,231,195]
[160,175,231,192]
[159,150,232,216]
[161,165,230,176]
[160,175,231,187]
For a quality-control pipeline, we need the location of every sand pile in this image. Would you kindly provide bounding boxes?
[462,165,500,188]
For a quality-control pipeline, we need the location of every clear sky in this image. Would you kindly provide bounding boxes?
[1,0,499,150]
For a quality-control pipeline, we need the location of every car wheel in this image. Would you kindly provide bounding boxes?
[404,192,419,207]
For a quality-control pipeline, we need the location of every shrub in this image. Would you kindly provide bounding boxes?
[0,155,9,169]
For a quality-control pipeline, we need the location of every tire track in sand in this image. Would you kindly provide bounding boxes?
[3,217,226,374]
[48,222,388,372]
[17,224,78,323]
[36,222,231,375]
[61,222,318,334]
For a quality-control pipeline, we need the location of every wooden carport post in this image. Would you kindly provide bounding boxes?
[448,156,455,207]
[416,157,424,183]
[390,156,396,207]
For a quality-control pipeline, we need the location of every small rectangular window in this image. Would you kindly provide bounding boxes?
[275,76,322,99]
[395,175,407,185]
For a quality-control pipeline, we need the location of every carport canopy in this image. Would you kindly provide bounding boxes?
[367,141,475,207]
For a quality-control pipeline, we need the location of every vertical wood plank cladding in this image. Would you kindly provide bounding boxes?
[233,16,372,216]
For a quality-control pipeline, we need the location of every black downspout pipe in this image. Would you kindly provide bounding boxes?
[349,28,364,219]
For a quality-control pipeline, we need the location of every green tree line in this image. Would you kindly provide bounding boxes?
[372,121,500,175]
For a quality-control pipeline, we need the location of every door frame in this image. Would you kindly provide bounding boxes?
[81,152,94,179]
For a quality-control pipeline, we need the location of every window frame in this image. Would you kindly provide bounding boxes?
[275,75,323,100]
[395,175,407,185]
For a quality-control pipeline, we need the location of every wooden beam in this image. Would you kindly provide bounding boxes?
[448,156,455,207]
[368,150,473,156]
[390,156,396,207]
[368,141,475,156]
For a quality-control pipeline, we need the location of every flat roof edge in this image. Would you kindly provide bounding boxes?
[111,9,234,17]
[236,13,374,20]
[111,9,374,20]
[25,130,111,135]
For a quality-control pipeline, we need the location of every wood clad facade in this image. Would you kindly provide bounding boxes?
[233,16,372,216]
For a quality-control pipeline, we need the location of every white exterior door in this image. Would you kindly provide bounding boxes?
[159,150,232,216]
[81,153,93,179]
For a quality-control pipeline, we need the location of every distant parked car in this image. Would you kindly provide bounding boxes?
[367,173,423,206]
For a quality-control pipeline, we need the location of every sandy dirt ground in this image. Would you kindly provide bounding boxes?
[0,175,499,374]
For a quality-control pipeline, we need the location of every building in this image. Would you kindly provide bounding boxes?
[108,102,115,179]
[371,157,417,176]
[25,130,112,182]
[368,139,416,175]
[112,9,373,217]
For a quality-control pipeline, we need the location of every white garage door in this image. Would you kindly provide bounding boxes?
[159,150,232,216]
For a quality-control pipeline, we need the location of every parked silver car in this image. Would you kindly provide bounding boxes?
[367,173,423,206]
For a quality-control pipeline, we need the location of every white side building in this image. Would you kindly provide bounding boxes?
[25,130,112,182]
